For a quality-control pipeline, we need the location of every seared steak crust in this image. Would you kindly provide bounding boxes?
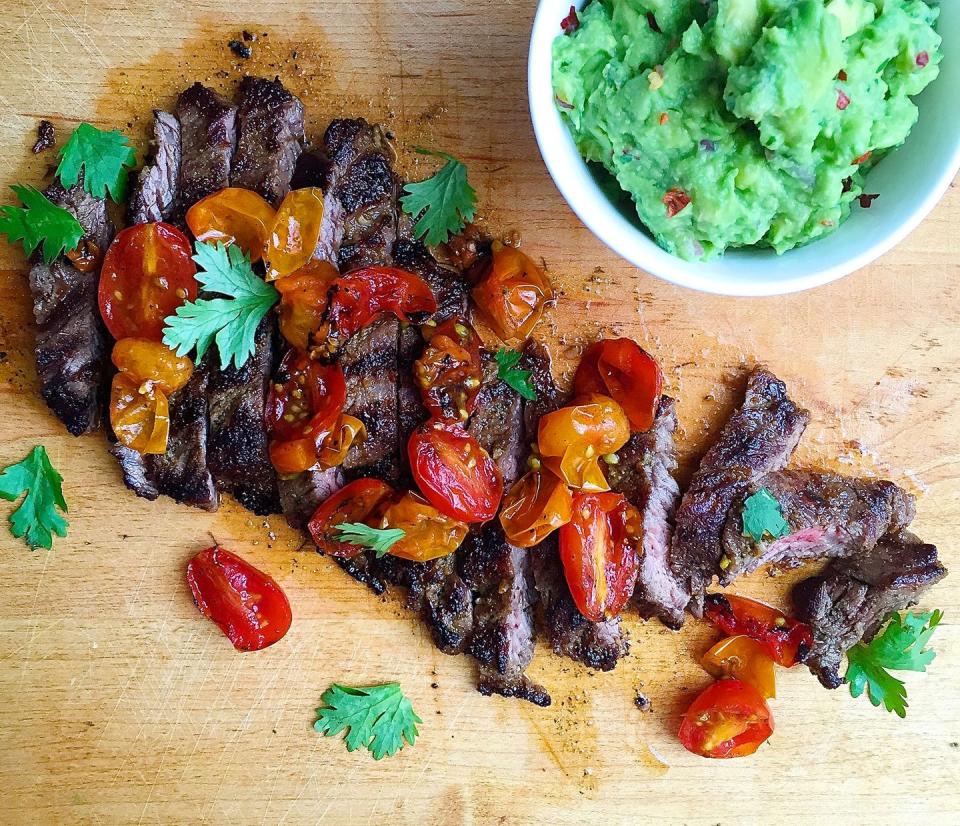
[128,110,180,225]
[278,466,343,532]
[469,355,526,489]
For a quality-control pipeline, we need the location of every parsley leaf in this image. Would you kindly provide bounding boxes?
[0,446,68,550]
[334,522,405,558]
[400,148,477,246]
[494,348,537,401]
[845,610,942,718]
[162,242,279,370]
[741,488,790,543]
[314,682,422,759]
[56,122,137,203]
[0,185,84,264]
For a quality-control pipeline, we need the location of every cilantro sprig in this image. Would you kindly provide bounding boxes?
[846,610,942,718]
[0,446,68,550]
[57,122,137,202]
[400,148,477,246]
[0,185,84,264]
[741,488,790,543]
[334,523,405,558]
[314,682,422,759]
[494,348,537,401]
[163,241,279,370]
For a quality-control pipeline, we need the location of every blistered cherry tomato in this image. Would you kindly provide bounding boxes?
[703,593,813,667]
[414,315,483,422]
[377,491,469,562]
[316,414,366,470]
[275,260,339,350]
[307,478,395,558]
[702,636,777,700]
[110,372,170,454]
[408,420,504,523]
[111,338,193,394]
[574,338,663,432]
[499,469,573,547]
[558,491,641,622]
[185,187,276,260]
[678,679,774,759]
[99,222,198,340]
[263,188,326,280]
[186,546,292,652]
[471,242,552,343]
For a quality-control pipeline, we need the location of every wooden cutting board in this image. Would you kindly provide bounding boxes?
[1,2,957,823]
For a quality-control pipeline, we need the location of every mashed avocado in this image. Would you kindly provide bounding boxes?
[552,0,942,260]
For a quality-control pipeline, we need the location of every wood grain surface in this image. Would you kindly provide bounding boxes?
[1,2,958,824]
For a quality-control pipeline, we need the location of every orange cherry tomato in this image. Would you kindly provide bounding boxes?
[307,478,395,558]
[558,491,641,622]
[185,187,276,261]
[99,222,198,341]
[537,394,630,491]
[471,243,552,343]
[703,593,814,667]
[414,315,483,422]
[316,414,367,470]
[408,420,504,523]
[678,679,774,759]
[275,260,339,350]
[377,491,469,562]
[110,372,170,454]
[574,338,663,432]
[263,187,326,280]
[703,636,777,700]
[111,338,193,394]
[499,469,573,547]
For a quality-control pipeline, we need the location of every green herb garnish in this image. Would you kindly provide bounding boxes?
[314,682,422,759]
[0,446,68,550]
[0,185,84,264]
[400,148,477,246]
[333,522,405,558]
[56,122,137,202]
[741,488,790,543]
[494,348,537,401]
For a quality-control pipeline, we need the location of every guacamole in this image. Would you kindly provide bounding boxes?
[552,0,943,260]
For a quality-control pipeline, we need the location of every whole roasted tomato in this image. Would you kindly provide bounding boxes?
[678,679,774,759]
[186,546,292,652]
[263,188,326,280]
[185,187,276,260]
[703,593,813,667]
[307,478,395,558]
[574,338,663,432]
[275,260,339,350]
[499,469,573,547]
[111,338,193,393]
[702,636,777,700]
[110,372,170,454]
[99,222,198,340]
[377,491,469,562]
[558,491,641,622]
[414,315,483,422]
[408,420,504,523]
[471,243,552,343]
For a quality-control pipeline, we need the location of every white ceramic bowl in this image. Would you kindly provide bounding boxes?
[528,0,960,296]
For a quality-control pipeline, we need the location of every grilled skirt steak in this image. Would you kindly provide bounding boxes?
[230,76,305,206]
[793,532,947,688]
[720,470,916,583]
[469,356,526,490]
[128,110,180,225]
[672,366,810,618]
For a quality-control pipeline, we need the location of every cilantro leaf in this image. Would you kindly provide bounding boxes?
[314,682,422,760]
[494,348,537,401]
[0,185,84,264]
[741,488,790,543]
[334,522,405,558]
[0,446,69,550]
[400,148,477,246]
[56,122,137,202]
[162,242,279,370]
[845,610,942,718]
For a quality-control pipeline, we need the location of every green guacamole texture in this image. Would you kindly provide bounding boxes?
[552,0,943,260]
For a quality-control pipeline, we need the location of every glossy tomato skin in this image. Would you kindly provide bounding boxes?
[678,679,774,759]
[378,492,468,561]
[99,222,198,341]
[703,593,813,667]
[574,339,663,432]
[471,243,552,343]
[316,415,366,470]
[558,491,640,622]
[414,315,483,422]
[702,636,777,699]
[307,479,394,558]
[408,420,504,523]
[275,260,339,350]
[499,469,573,547]
[110,372,170,454]
[111,338,193,394]
[185,187,276,260]
[186,546,292,652]
[263,188,326,280]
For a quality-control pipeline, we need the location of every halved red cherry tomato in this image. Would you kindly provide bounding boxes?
[99,222,198,341]
[703,593,813,667]
[499,469,573,547]
[185,187,276,260]
[307,478,394,558]
[317,267,438,357]
[558,491,641,622]
[408,420,504,523]
[263,188,326,280]
[186,546,292,652]
[678,679,774,759]
[702,636,777,700]
[316,414,367,470]
[110,372,170,454]
[377,491,469,561]
[471,242,552,343]
[111,338,193,394]
[414,315,483,422]
[538,394,630,491]
[275,260,339,350]
[574,338,663,432]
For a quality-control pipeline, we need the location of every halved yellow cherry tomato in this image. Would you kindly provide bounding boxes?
[378,492,469,562]
[263,188,326,281]
[275,260,339,349]
[702,636,777,700]
[317,414,367,470]
[499,469,573,547]
[472,242,552,343]
[111,338,193,394]
[110,372,170,454]
[185,187,276,260]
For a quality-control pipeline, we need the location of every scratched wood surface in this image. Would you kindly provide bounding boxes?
[0,2,958,824]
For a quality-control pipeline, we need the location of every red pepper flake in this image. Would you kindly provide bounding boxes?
[663,188,691,218]
[859,193,879,209]
[837,89,850,110]
[647,11,662,33]
[917,51,929,68]
[659,112,669,126]
[561,5,580,35]
[838,69,848,81]
[853,150,873,165]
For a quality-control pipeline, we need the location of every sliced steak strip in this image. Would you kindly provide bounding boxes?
[672,366,810,618]
[469,354,526,489]
[721,470,916,583]
[128,110,180,225]
[277,466,343,532]
[793,532,947,689]
[28,179,113,436]
[230,76,305,206]
[393,214,470,324]
[607,396,685,629]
